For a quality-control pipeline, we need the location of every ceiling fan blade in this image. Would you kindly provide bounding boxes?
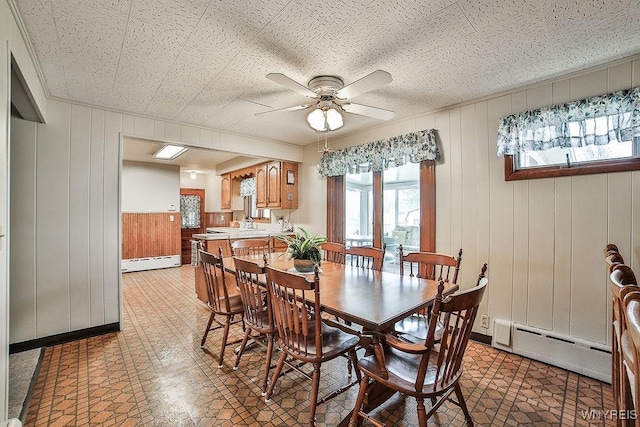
[266,73,318,98]
[335,70,392,100]
[342,103,395,121]
[255,104,313,116]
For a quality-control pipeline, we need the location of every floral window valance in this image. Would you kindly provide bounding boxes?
[318,129,439,177]
[240,177,255,197]
[497,87,640,156]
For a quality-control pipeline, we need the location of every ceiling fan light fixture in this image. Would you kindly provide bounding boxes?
[326,108,343,130]
[307,107,343,132]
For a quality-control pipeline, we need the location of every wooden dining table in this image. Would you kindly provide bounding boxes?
[223,252,459,425]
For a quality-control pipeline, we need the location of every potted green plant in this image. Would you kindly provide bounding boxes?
[276,227,327,273]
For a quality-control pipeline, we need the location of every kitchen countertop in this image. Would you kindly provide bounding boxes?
[191,229,294,240]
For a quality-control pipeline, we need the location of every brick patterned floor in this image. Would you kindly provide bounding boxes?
[23,266,615,426]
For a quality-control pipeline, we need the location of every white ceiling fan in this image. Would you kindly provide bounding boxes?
[257,70,395,132]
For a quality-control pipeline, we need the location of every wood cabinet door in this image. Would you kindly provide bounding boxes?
[255,165,267,208]
[221,174,231,210]
[266,162,281,208]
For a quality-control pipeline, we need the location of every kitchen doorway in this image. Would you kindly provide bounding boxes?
[180,188,205,265]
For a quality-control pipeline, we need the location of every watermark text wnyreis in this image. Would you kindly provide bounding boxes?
[581,409,637,420]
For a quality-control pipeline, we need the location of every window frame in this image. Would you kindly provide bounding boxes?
[326,160,435,252]
[504,154,640,181]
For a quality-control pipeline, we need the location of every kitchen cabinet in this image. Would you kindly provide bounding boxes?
[220,174,231,210]
[256,162,298,209]
[270,234,294,252]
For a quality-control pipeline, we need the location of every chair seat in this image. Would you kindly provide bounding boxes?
[282,322,360,361]
[214,293,244,314]
[394,315,444,342]
[358,344,460,398]
[247,307,276,333]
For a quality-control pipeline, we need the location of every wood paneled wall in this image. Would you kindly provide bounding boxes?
[301,55,640,347]
[9,99,303,345]
[122,213,181,259]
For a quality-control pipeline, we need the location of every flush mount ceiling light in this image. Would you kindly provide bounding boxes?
[307,107,344,132]
[153,144,188,160]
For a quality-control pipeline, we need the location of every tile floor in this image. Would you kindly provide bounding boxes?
[22,265,615,426]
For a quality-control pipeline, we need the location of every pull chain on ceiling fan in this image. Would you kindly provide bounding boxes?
[317,131,333,154]
[257,70,395,132]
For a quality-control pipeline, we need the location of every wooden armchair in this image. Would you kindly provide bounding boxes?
[394,247,463,340]
[199,248,245,368]
[232,255,276,396]
[264,266,361,426]
[321,241,346,264]
[345,245,385,271]
[624,290,640,427]
[350,264,488,427]
[610,264,638,421]
[231,238,271,256]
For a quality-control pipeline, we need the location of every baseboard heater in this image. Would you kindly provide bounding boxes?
[121,255,181,272]
[500,322,611,383]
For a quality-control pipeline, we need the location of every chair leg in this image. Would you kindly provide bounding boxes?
[233,327,252,371]
[454,382,474,427]
[308,363,321,426]
[265,351,287,402]
[261,334,275,396]
[218,317,232,368]
[349,349,361,382]
[200,311,215,347]
[349,375,370,427]
[416,397,428,427]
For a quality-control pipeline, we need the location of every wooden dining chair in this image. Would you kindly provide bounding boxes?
[199,248,245,368]
[231,238,271,256]
[349,264,488,427]
[604,243,620,258]
[610,264,638,419]
[624,290,640,427]
[321,241,346,264]
[232,255,276,396]
[607,252,626,272]
[264,266,361,426]
[345,245,385,271]
[394,247,463,340]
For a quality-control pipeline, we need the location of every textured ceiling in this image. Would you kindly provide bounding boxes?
[14,0,640,146]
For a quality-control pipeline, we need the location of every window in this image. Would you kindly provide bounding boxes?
[345,172,372,238]
[322,130,439,263]
[498,87,640,180]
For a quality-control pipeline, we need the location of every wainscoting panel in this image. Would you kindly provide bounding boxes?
[122,213,181,260]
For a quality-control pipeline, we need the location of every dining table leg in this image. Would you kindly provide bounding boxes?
[337,334,395,426]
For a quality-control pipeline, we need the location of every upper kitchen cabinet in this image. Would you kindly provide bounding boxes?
[220,173,231,210]
[256,161,298,210]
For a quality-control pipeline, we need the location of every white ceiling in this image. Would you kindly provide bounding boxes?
[14,0,640,146]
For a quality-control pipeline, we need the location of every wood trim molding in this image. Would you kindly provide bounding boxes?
[372,172,383,249]
[229,166,256,180]
[326,176,345,243]
[504,155,640,180]
[420,160,436,252]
